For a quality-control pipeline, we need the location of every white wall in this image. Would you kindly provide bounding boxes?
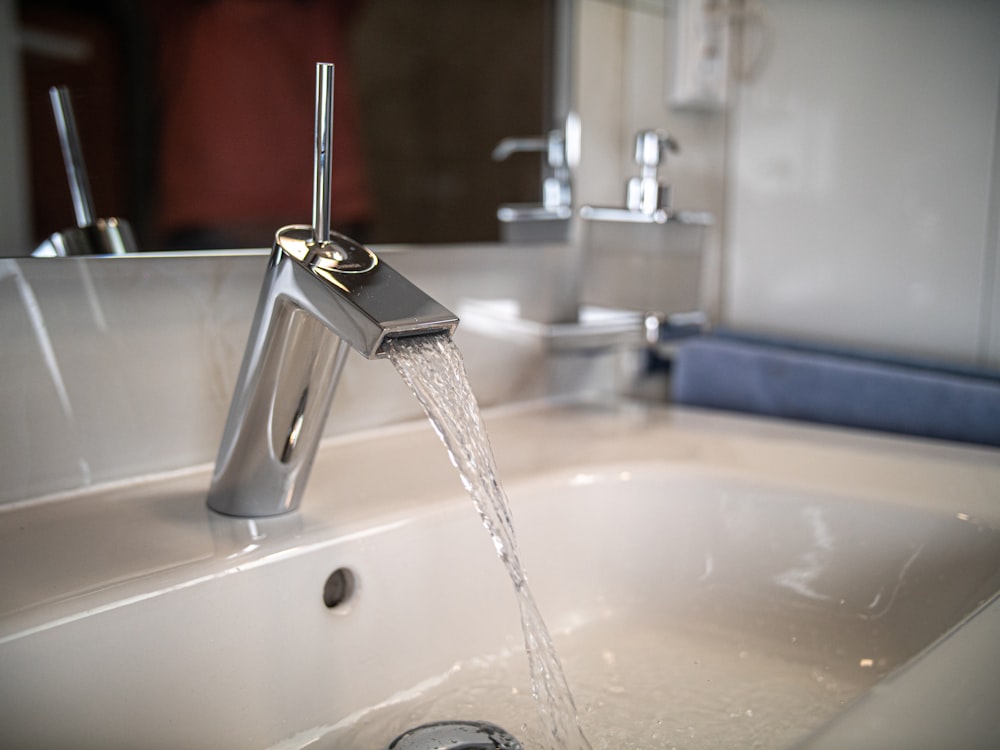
[576,0,1000,367]
[728,0,1000,366]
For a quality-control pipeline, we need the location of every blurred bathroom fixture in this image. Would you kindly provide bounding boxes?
[671,0,774,108]
[671,0,731,110]
[32,86,139,257]
[492,114,579,243]
[579,130,711,318]
[628,129,679,215]
[491,0,578,244]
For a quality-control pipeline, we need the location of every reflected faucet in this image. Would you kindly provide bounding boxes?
[33,86,139,257]
[491,116,578,242]
[207,64,458,517]
[492,128,571,214]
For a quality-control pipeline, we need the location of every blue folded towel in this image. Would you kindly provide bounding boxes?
[671,334,1000,447]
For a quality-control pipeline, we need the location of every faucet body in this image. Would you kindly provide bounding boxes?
[208,63,457,517]
[207,225,458,517]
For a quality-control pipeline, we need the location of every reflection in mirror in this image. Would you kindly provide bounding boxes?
[8,0,553,255]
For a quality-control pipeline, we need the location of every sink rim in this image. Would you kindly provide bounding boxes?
[3,400,999,634]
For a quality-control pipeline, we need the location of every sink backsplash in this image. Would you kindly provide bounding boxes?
[0,243,591,505]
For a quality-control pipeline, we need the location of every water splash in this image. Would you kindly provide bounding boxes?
[388,333,592,750]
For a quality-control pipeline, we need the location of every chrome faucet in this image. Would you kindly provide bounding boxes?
[33,86,139,257]
[626,130,679,215]
[207,64,458,517]
[492,126,573,220]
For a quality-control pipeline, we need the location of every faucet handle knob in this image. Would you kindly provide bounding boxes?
[634,130,679,168]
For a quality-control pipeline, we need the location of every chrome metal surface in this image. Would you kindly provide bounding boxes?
[634,129,679,169]
[32,218,140,257]
[274,226,457,358]
[207,64,457,517]
[578,130,713,226]
[491,136,548,162]
[206,226,457,518]
[388,721,523,750]
[312,63,334,243]
[496,205,572,223]
[626,130,679,215]
[49,85,95,228]
[33,86,138,257]
[578,205,712,226]
[493,124,573,231]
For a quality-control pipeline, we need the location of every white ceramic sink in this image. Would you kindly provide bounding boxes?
[2,404,999,749]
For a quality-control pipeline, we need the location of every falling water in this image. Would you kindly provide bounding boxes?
[388,333,593,750]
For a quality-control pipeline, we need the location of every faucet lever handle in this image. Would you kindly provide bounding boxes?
[634,130,679,169]
[492,135,547,161]
[492,130,566,168]
[312,62,335,244]
[49,85,96,229]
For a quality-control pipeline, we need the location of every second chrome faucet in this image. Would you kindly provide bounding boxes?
[207,63,458,518]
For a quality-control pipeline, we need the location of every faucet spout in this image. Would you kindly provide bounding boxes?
[207,225,458,517]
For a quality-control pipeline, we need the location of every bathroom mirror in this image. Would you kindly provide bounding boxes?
[5,0,563,255]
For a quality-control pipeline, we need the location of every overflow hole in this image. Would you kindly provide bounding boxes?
[322,567,356,609]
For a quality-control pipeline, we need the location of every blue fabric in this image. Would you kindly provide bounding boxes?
[671,336,1000,447]
[709,327,1000,384]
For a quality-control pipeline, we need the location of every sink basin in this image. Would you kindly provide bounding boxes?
[2,404,999,748]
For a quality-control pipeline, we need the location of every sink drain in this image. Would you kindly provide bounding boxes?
[387,720,523,750]
[322,567,355,609]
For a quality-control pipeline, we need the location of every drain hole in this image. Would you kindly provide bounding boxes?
[323,568,355,609]
[388,721,523,749]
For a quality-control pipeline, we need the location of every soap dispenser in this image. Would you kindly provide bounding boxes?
[579,130,711,317]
